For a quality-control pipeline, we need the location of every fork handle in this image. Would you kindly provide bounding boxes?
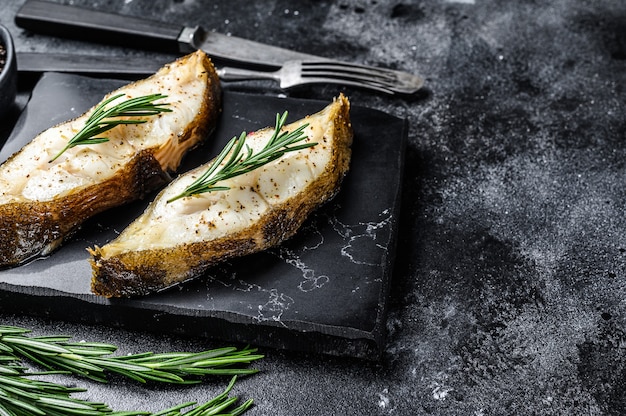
[216,67,279,83]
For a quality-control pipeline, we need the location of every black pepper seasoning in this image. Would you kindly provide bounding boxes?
[0,41,5,74]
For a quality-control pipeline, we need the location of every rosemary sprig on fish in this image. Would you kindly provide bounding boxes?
[49,93,172,163]
[167,111,314,203]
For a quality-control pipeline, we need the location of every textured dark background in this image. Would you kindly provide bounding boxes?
[2,0,626,414]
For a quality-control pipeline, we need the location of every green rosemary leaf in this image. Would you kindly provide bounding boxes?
[126,368,187,384]
[64,346,117,358]
[113,352,154,361]
[37,396,106,411]
[0,368,18,377]
[166,111,315,203]
[1,395,48,415]
[229,398,255,416]
[0,327,29,336]
[189,375,235,411]
[52,355,106,376]
[148,347,250,367]
[32,336,72,343]
[196,396,239,415]
[1,337,71,355]
[178,368,259,376]
[84,357,152,373]
[2,346,49,373]
[150,402,196,416]
[0,375,39,392]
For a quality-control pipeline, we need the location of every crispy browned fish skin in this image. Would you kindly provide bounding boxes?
[0,51,221,267]
[90,95,353,298]
[0,151,167,267]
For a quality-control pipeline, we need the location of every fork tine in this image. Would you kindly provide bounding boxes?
[301,67,395,85]
[299,61,423,94]
[288,76,397,95]
[303,68,393,83]
[302,61,396,78]
[300,72,398,92]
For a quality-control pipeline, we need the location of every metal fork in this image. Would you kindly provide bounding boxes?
[16,52,424,95]
[217,61,424,95]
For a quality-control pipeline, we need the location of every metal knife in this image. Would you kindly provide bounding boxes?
[15,0,322,69]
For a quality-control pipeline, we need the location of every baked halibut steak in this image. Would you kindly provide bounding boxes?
[90,95,353,297]
[0,50,221,267]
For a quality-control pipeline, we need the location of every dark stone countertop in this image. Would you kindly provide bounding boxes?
[2,0,626,414]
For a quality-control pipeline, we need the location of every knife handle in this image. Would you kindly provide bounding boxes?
[16,0,189,54]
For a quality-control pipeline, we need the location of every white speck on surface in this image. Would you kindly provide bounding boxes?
[429,373,454,401]
[432,384,453,400]
[377,389,390,409]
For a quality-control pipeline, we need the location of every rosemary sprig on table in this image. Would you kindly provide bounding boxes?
[49,93,172,163]
[0,325,262,383]
[167,111,314,203]
[0,364,252,416]
[0,325,259,415]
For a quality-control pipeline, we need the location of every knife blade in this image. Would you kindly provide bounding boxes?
[15,0,335,69]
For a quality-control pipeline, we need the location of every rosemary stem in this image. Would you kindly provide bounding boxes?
[48,93,172,163]
[166,111,315,203]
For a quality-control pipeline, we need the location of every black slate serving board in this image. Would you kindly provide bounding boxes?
[0,73,407,359]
